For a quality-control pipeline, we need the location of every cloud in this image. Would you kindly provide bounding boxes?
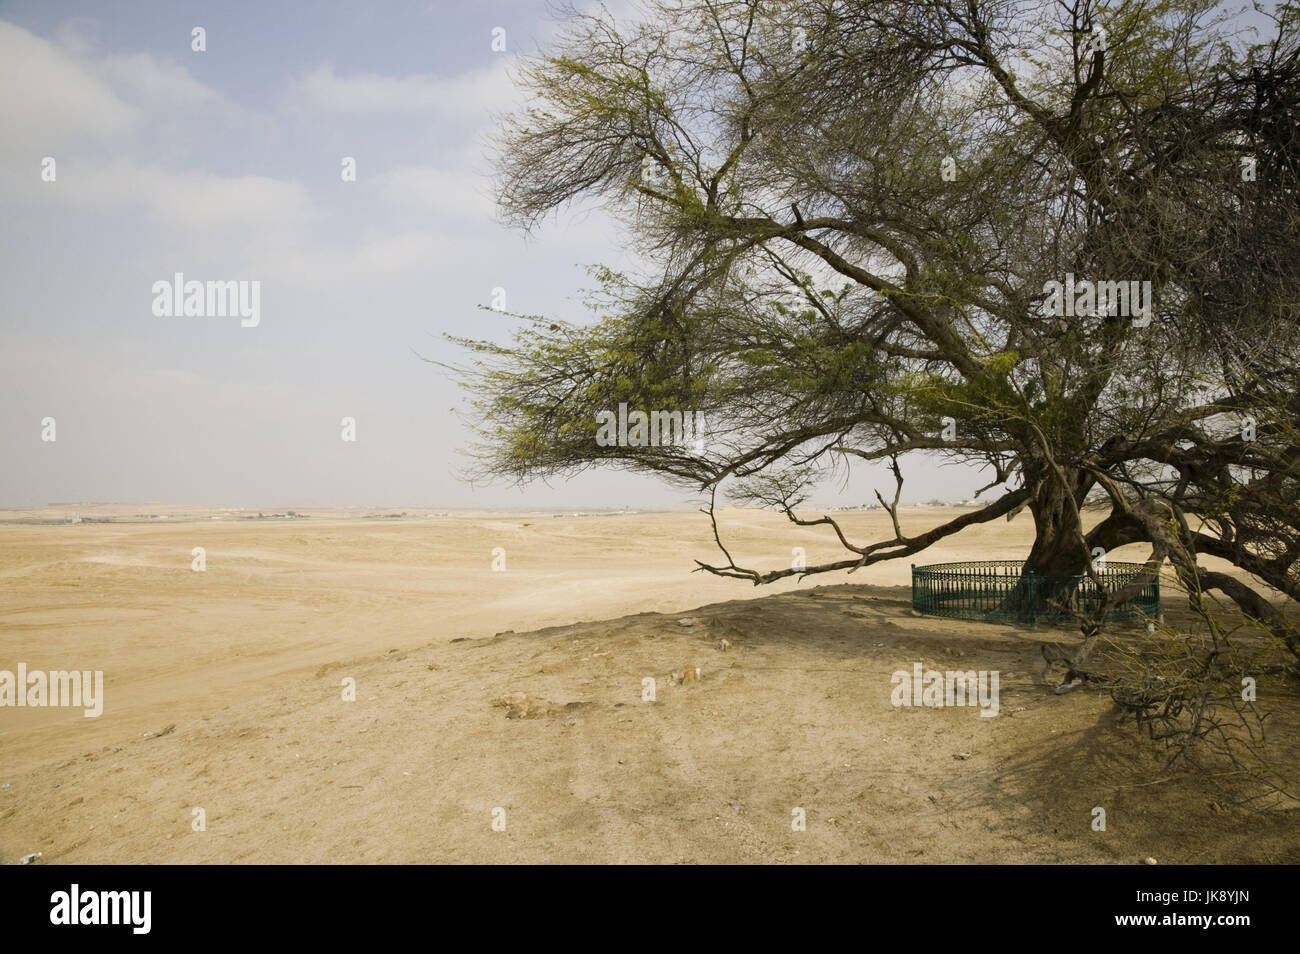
[107,367,202,396]
[7,156,317,237]
[0,20,141,149]
[96,52,234,113]
[264,230,486,285]
[143,169,316,233]
[0,19,253,213]
[372,165,498,220]
[290,60,520,121]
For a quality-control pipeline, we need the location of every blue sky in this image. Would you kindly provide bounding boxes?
[0,0,985,509]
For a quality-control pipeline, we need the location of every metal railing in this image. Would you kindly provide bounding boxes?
[911,559,1160,625]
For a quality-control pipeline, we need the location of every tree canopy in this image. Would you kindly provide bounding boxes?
[454,0,1300,658]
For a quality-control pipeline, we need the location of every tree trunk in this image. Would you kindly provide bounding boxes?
[999,471,1092,624]
[1025,475,1089,576]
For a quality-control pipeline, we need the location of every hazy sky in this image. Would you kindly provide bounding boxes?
[0,0,991,510]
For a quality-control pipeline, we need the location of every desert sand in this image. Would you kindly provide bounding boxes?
[1,505,1296,863]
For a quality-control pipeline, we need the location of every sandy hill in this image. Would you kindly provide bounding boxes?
[4,583,1296,864]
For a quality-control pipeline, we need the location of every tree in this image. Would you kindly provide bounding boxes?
[454,0,1299,658]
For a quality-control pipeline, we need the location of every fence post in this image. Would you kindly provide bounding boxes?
[1027,570,1037,626]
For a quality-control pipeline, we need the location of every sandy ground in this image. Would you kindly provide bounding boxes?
[1,505,1296,863]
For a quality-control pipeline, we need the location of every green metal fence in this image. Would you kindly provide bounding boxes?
[911,560,1160,625]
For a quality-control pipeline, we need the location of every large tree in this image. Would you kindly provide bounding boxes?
[455,0,1299,654]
